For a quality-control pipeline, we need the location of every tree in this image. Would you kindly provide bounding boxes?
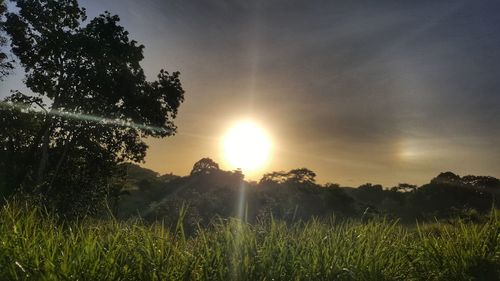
[324,183,340,189]
[430,172,463,185]
[190,158,220,175]
[0,0,13,78]
[462,175,500,189]
[358,183,383,191]
[259,171,289,185]
[260,168,317,186]
[392,183,417,193]
[287,168,316,185]
[2,0,184,215]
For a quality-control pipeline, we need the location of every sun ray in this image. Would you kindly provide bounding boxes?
[0,101,171,134]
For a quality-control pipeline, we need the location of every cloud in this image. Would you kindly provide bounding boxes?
[4,0,500,184]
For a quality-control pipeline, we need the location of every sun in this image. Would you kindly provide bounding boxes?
[221,121,272,173]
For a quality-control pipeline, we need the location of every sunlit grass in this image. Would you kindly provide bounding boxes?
[0,202,499,280]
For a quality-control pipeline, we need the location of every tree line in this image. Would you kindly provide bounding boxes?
[115,158,500,230]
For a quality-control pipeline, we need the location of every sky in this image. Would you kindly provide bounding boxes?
[2,0,500,186]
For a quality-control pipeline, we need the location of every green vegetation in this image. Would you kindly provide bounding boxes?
[0,0,184,216]
[1,202,500,281]
[116,163,499,228]
[2,1,500,280]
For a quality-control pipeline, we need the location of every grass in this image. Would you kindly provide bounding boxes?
[0,203,499,280]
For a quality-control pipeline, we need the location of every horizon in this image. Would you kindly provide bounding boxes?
[2,0,500,186]
[137,161,497,188]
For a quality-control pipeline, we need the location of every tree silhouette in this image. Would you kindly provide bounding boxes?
[260,168,317,186]
[191,158,220,175]
[2,0,184,215]
[430,172,462,185]
[358,183,383,191]
[0,0,13,78]
[462,175,500,189]
[259,171,289,184]
[287,168,316,185]
[324,183,340,188]
[393,183,417,193]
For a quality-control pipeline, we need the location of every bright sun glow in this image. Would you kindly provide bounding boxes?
[222,121,272,172]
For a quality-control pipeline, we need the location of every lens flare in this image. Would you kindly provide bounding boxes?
[0,101,171,134]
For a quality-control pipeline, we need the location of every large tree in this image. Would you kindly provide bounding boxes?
[190,158,220,175]
[2,0,184,215]
[0,0,13,77]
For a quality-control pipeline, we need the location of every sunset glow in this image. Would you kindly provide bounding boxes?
[221,121,272,173]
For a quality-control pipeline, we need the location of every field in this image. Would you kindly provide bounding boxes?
[0,203,499,281]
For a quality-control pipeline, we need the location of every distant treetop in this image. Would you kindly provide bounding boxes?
[191,158,220,175]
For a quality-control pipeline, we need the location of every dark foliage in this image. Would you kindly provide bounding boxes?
[0,0,13,77]
[0,0,184,217]
[190,157,220,175]
[116,159,500,227]
[117,159,357,229]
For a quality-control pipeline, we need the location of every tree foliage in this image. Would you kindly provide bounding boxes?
[0,0,13,78]
[190,157,220,175]
[102,156,500,226]
[0,94,42,196]
[430,171,462,185]
[260,168,316,186]
[1,0,184,216]
[287,168,316,185]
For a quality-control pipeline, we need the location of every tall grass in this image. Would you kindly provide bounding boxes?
[0,202,499,281]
